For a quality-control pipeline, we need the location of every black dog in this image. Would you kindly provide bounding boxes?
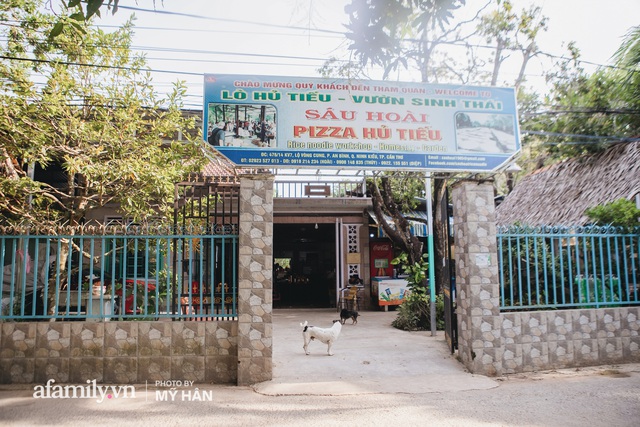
[340,308,359,325]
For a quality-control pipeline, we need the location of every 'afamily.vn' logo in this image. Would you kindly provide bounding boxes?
[33,379,136,403]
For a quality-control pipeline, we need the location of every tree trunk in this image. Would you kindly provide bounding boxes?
[490,41,505,86]
[368,177,423,265]
[515,43,534,90]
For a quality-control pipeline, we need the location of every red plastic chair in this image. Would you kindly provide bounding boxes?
[116,279,157,315]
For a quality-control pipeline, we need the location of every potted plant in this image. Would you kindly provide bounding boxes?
[80,272,106,297]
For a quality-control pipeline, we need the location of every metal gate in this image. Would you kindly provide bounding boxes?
[441,187,457,353]
[172,178,240,317]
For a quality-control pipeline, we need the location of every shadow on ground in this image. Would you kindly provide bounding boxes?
[253,309,498,395]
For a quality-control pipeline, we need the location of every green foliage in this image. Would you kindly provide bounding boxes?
[391,252,428,289]
[614,25,640,68]
[585,198,640,229]
[391,252,443,331]
[342,0,548,88]
[526,69,627,160]
[391,288,429,330]
[523,26,640,164]
[612,25,640,116]
[499,229,564,308]
[367,172,425,212]
[343,0,467,80]
[391,291,444,331]
[478,0,548,88]
[367,175,425,264]
[0,1,206,226]
[49,0,120,38]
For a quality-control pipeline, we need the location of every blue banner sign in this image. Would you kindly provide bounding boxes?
[203,74,520,171]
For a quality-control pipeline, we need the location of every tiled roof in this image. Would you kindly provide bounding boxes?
[202,151,238,181]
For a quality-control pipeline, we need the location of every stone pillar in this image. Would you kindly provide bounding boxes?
[451,180,503,376]
[237,173,273,385]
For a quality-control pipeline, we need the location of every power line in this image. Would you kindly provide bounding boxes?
[116,5,343,35]
[2,8,637,112]
[0,36,333,65]
[95,24,343,39]
[3,7,630,74]
[522,130,633,140]
[128,45,330,63]
[0,34,588,93]
[0,54,205,76]
[2,17,631,88]
[4,54,639,115]
[136,56,325,68]
[112,6,634,73]
[524,109,640,116]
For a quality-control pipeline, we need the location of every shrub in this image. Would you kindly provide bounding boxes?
[390,252,444,331]
[391,292,444,331]
[585,198,640,229]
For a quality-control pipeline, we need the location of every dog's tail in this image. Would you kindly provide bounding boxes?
[300,320,308,332]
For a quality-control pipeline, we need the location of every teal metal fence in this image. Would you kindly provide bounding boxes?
[497,225,640,310]
[1,226,238,321]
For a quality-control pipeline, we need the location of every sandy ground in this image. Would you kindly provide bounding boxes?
[1,308,639,426]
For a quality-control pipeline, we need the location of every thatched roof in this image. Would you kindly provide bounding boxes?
[495,141,640,226]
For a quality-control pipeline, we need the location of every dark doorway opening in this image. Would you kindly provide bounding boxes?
[273,223,336,308]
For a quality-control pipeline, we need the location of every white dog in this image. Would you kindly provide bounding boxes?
[301,320,342,356]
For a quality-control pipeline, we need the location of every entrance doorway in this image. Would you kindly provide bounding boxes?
[273,223,336,308]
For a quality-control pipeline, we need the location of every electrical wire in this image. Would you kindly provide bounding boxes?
[116,5,344,35]
[2,6,638,111]
[522,131,640,143]
[1,6,634,76]
[111,5,638,74]
[524,109,640,116]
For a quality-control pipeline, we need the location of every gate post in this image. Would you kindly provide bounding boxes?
[237,172,274,385]
[451,180,503,376]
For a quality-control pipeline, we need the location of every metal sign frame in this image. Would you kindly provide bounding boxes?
[203,74,521,172]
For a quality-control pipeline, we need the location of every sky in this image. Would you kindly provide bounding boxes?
[92,0,640,109]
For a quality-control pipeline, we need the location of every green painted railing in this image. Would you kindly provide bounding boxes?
[0,226,238,321]
[497,225,640,310]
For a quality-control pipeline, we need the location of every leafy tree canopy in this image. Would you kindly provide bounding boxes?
[338,0,550,278]
[0,0,206,227]
[47,1,158,38]
[522,26,640,166]
[343,0,468,81]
